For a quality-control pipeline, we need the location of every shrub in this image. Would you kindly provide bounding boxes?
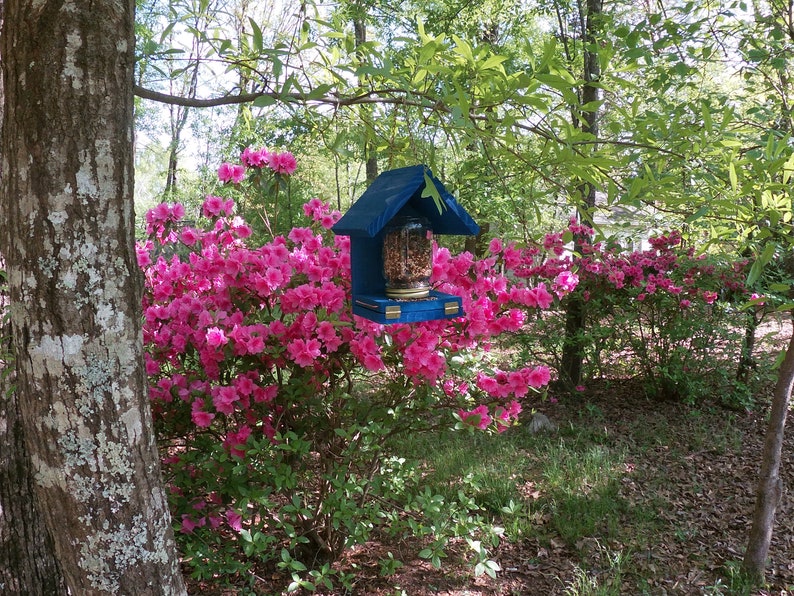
[502,225,750,402]
[140,150,567,591]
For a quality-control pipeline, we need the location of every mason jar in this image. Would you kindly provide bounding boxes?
[382,215,433,299]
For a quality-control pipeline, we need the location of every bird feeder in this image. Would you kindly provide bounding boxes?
[332,164,480,324]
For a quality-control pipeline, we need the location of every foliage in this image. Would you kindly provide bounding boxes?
[133,0,794,269]
[141,155,763,593]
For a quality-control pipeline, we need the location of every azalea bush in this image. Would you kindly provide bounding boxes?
[139,149,572,591]
[509,223,751,403]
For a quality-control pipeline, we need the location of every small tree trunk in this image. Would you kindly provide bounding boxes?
[737,309,760,383]
[560,293,587,387]
[559,0,602,388]
[353,15,379,184]
[742,315,794,583]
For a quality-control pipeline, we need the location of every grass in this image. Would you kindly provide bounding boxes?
[384,393,774,594]
[394,418,640,549]
[561,541,632,596]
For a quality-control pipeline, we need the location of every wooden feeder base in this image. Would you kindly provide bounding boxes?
[353,290,463,324]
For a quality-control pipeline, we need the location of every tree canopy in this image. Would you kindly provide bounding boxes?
[134,0,792,261]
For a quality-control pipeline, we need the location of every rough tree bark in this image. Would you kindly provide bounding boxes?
[0,0,187,593]
[742,316,794,582]
[0,1,67,589]
[0,253,70,592]
[0,288,68,594]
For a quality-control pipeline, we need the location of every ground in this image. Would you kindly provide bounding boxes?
[187,318,794,595]
[336,383,794,596]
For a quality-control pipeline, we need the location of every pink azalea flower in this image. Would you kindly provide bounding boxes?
[489,238,503,254]
[205,327,228,348]
[180,228,200,246]
[317,321,342,352]
[234,375,256,396]
[287,338,322,367]
[526,366,551,388]
[191,410,215,428]
[253,385,278,403]
[202,195,225,217]
[529,284,554,309]
[476,372,500,396]
[320,213,337,229]
[180,515,197,534]
[212,386,239,415]
[241,146,269,168]
[553,271,579,297]
[218,162,246,183]
[135,242,152,267]
[226,509,243,532]
[302,198,326,219]
[268,151,297,175]
[245,334,265,354]
[224,425,252,458]
[459,405,492,430]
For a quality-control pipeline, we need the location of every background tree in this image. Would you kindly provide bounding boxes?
[0,0,186,592]
[553,0,604,388]
[738,0,794,583]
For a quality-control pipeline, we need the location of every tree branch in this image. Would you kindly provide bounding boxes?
[134,85,295,107]
[133,85,434,109]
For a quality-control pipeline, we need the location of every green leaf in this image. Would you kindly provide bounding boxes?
[452,35,474,63]
[306,83,334,100]
[421,171,445,215]
[248,17,263,53]
[747,242,777,286]
[769,283,792,292]
[728,161,738,192]
[783,152,794,185]
[685,205,709,223]
[253,94,276,107]
[159,21,176,44]
[480,54,507,71]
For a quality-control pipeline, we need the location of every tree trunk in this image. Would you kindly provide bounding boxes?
[0,315,69,594]
[353,13,379,184]
[742,315,794,583]
[0,1,187,593]
[737,309,760,383]
[0,2,67,589]
[559,0,602,388]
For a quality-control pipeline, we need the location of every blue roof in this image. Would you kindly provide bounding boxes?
[332,165,480,237]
